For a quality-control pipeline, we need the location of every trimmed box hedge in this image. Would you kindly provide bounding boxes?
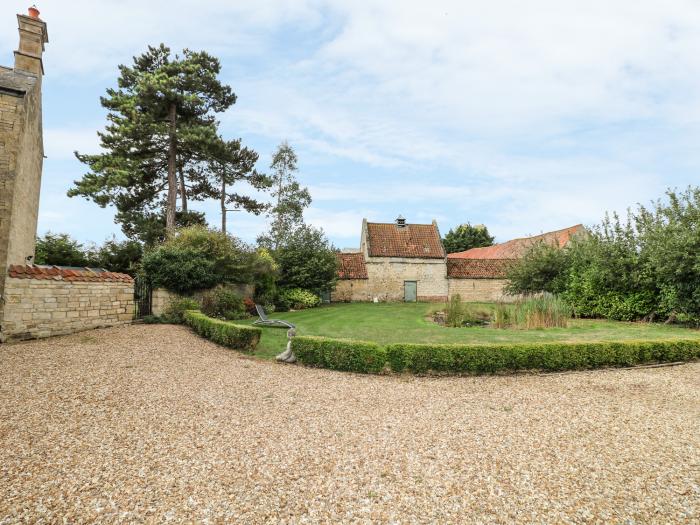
[291,336,387,374]
[183,310,261,351]
[386,340,700,374]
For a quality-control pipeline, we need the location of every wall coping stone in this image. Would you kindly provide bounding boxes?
[7,264,133,282]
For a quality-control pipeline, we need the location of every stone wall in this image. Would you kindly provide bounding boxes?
[447,278,514,302]
[0,266,134,342]
[331,279,370,302]
[364,257,448,302]
[151,284,255,317]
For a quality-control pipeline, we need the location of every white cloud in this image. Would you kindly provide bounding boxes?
[5,1,700,245]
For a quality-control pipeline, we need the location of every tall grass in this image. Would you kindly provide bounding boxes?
[495,293,571,329]
[441,295,493,327]
[445,294,465,327]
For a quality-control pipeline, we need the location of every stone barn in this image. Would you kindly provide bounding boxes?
[332,216,448,302]
[332,219,584,303]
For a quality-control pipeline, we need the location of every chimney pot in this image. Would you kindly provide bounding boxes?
[28,5,40,18]
[396,215,407,228]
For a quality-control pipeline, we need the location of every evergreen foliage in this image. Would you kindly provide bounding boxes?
[69,44,237,238]
[35,232,91,267]
[273,224,338,293]
[442,223,494,253]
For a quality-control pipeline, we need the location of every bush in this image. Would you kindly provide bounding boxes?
[201,286,246,320]
[386,340,700,375]
[143,226,266,295]
[141,315,164,324]
[292,336,387,374]
[163,297,201,324]
[142,247,219,294]
[273,225,338,292]
[243,297,257,315]
[279,288,321,310]
[183,310,261,351]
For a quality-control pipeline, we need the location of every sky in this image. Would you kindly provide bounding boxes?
[2,1,700,249]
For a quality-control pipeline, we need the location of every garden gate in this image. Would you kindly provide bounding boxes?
[133,276,152,318]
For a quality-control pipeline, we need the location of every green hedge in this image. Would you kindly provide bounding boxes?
[183,310,261,351]
[292,336,387,374]
[386,340,700,374]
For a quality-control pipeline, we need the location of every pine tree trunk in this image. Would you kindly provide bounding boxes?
[221,178,226,234]
[166,103,178,236]
[179,164,187,213]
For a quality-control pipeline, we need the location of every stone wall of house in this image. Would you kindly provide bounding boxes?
[365,257,448,302]
[2,77,42,269]
[0,273,134,342]
[151,284,256,317]
[331,279,370,302]
[447,278,514,302]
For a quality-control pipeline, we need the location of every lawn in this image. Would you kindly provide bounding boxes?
[243,302,700,359]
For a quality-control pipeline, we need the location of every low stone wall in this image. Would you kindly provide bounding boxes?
[151,284,255,317]
[0,265,134,342]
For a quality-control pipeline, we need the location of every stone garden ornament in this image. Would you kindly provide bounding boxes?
[276,328,297,363]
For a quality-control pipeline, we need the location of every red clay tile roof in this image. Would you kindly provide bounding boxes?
[366,222,445,259]
[447,259,513,279]
[336,253,368,280]
[447,224,585,260]
[7,265,133,282]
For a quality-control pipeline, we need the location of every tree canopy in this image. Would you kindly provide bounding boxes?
[258,141,311,249]
[442,223,495,254]
[69,44,236,238]
[506,187,700,323]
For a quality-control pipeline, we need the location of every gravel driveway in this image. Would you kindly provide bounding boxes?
[1,324,698,523]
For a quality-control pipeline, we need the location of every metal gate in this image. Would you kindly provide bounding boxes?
[134,275,152,318]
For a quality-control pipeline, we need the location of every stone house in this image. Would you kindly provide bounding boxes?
[0,8,133,342]
[333,218,584,303]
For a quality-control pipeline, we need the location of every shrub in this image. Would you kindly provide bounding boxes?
[142,247,218,294]
[272,225,338,292]
[163,297,201,324]
[279,288,321,310]
[505,241,571,295]
[143,226,267,295]
[201,286,246,320]
[183,310,261,351]
[141,314,164,324]
[243,297,257,315]
[386,340,700,375]
[292,336,387,374]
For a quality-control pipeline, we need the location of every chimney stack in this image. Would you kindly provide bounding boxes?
[14,6,48,76]
[396,215,407,228]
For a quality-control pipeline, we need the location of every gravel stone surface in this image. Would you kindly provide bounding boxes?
[1,324,699,524]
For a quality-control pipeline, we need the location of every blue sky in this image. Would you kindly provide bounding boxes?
[2,1,700,249]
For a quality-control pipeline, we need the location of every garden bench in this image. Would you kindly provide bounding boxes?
[253,304,296,329]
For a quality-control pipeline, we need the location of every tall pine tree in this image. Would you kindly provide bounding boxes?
[70,44,235,238]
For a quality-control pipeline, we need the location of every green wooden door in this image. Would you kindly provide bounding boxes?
[404,281,417,302]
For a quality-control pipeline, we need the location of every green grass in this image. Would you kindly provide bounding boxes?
[237,303,700,360]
